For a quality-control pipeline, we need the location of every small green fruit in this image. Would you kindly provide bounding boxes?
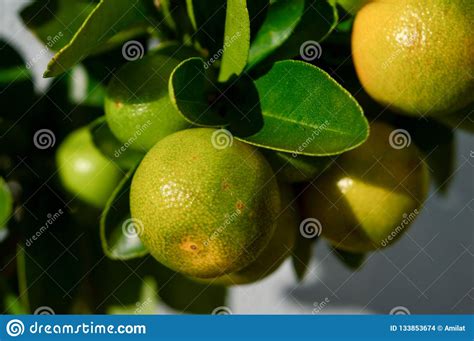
[105,53,191,152]
[301,122,429,252]
[130,128,280,278]
[56,127,122,208]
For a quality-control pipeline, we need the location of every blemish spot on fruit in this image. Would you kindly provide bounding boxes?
[180,237,199,252]
[236,200,245,211]
[115,101,123,109]
[222,181,231,191]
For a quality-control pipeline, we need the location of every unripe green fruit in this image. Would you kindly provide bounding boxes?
[130,128,280,278]
[56,127,122,208]
[352,0,474,116]
[207,183,298,285]
[301,122,429,252]
[105,53,191,152]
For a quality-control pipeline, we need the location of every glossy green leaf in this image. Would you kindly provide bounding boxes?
[332,246,366,270]
[271,0,338,61]
[239,60,369,156]
[218,0,251,82]
[0,178,13,230]
[90,117,145,170]
[169,57,229,126]
[100,167,149,260]
[44,0,155,77]
[21,0,96,51]
[247,0,305,69]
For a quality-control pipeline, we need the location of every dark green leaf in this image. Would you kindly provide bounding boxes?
[21,0,96,51]
[0,178,13,230]
[90,117,145,170]
[291,234,314,281]
[332,246,366,270]
[239,60,369,156]
[44,0,155,77]
[185,0,227,55]
[218,0,251,82]
[100,166,149,260]
[169,57,229,126]
[270,0,338,61]
[247,0,305,69]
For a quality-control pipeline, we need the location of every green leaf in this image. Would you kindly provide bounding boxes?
[218,0,251,82]
[0,178,13,230]
[89,117,145,170]
[239,60,369,156]
[270,0,338,61]
[44,0,155,77]
[292,233,315,281]
[169,57,229,126]
[21,0,96,52]
[336,0,369,15]
[185,0,227,55]
[247,0,305,69]
[100,166,149,260]
[332,246,366,270]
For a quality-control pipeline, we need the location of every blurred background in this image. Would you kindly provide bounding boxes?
[1,0,472,315]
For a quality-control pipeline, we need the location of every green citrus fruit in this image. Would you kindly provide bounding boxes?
[207,183,298,285]
[104,53,191,152]
[130,128,280,278]
[352,0,474,116]
[56,127,122,208]
[301,122,429,252]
